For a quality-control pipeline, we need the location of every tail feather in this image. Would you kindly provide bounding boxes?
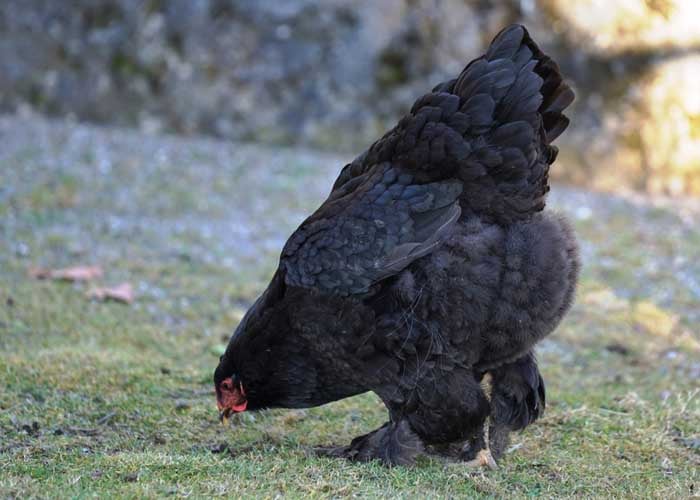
[332,25,574,224]
[489,25,574,143]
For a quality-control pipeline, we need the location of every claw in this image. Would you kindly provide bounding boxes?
[464,448,498,470]
[463,406,498,470]
[480,448,499,470]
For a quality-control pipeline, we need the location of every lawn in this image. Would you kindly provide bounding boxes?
[1,117,698,498]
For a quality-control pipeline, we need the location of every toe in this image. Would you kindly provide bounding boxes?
[463,449,498,470]
[481,449,499,470]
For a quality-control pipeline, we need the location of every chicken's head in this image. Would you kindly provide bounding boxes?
[215,374,247,424]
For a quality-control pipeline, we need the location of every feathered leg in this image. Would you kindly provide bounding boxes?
[316,420,424,466]
[394,367,493,468]
[435,353,546,469]
[461,373,498,469]
[319,367,491,467]
[463,352,547,463]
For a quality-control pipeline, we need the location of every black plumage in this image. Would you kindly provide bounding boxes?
[214,25,579,467]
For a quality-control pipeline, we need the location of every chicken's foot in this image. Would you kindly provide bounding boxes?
[461,418,498,469]
[316,420,424,466]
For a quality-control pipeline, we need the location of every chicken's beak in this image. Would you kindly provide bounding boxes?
[219,407,231,426]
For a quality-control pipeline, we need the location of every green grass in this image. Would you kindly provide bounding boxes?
[0,118,698,498]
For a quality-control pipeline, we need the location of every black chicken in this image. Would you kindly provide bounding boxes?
[215,25,579,467]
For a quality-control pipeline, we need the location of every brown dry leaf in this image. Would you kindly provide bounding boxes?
[87,283,135,304]
[30,265,103,282]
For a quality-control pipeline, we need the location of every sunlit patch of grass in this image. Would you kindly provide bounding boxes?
[632,301,678,338]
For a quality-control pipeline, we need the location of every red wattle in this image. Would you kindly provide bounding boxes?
[232,400,248,412]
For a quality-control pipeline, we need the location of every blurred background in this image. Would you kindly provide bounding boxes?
[1,0,699,195]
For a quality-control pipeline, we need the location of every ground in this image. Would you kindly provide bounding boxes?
[1,117,698,498]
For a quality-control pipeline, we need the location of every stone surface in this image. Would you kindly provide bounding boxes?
[0,0,511,149]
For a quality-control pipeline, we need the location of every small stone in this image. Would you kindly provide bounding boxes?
[605,343,630,356]
[175,400,191,411]
[15,242,30,257]
[210,442,229,454]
